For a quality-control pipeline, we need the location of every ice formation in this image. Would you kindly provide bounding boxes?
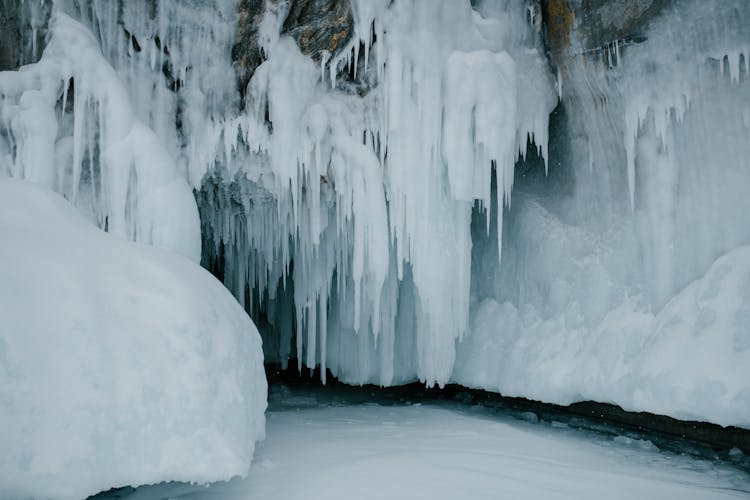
[0,11,200,261]
[1,0,749,431]
[454,0,750,427]
[3,1,551,387]
[197,0,556,386]
[0,179,267,500]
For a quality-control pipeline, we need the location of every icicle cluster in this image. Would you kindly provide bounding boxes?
[1,0,554,386]
[0,12,200,261]
[199,0,556,385]
[559,0,750,308]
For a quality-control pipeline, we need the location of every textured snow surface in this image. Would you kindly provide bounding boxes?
[0,179,267,500]
[108,390,750,500]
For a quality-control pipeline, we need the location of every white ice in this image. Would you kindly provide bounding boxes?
[0,179,267,500]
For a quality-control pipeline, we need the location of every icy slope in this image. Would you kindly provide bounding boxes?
[0,179,267,500]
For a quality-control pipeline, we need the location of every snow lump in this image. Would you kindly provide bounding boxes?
[0,179,267,500]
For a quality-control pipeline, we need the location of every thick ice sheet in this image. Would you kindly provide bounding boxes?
[122,392,749,500]
[0,179,267,500]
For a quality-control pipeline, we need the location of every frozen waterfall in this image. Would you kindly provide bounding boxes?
[1,0,749,430]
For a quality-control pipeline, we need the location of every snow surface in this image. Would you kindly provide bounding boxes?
[104,388,750,500]
[197,0,556,387]
[0,179,267,500]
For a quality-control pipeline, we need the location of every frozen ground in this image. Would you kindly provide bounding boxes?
[105,385,750,500]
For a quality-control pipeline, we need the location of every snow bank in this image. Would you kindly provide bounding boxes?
[0,179,267,500]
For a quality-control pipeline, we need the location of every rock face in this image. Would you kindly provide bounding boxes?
[0,0,51,71]
[233,0,273,92]
[234,0,354,97]
[281,0,353,62]
[0,0,21,71]
[542,0,673,57]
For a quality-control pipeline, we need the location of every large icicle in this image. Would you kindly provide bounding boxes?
[198,0,556,386]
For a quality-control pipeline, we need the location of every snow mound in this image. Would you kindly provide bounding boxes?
[0,179,267,500]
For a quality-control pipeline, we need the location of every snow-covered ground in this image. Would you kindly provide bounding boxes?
[108,386,750,500]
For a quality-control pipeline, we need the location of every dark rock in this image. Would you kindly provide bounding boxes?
[233,0,272,93]
[542,0,673,58]
[281,0,353,63]
[0,0,52,71]
[233,0,356,98]
[0,0,21,71]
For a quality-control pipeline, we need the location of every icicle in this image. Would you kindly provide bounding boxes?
[319,292,328,384]
[60,79,69,121]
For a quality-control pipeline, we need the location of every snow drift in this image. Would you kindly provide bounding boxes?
[0,179,267,500]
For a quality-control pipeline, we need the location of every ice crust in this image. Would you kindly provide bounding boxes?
[0,179,267,500]
[456,243,750,428]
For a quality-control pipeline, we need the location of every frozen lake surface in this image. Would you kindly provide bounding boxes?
[105,384,750,500]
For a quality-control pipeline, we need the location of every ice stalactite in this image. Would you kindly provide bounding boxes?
[2,0,555,387]
[0,12,200,261]
[197,0,556,386]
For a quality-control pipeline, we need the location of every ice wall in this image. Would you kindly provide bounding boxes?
[454,0,750,427]
[2,0,552,388]
[3,0,749,428]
